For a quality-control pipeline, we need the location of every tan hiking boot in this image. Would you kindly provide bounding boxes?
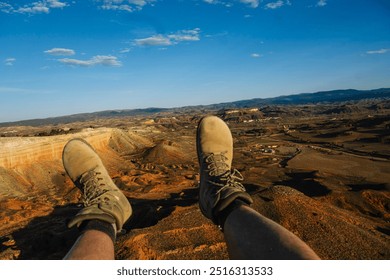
[196,116,253,224]
[63,138,132,232]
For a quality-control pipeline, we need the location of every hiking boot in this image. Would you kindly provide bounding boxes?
[196,116,253,224]
[63,138,132,232]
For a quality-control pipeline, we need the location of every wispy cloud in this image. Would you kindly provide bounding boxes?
[264,0,291,10]
[44,48,75,56]
[0,2,12,13]
[251,53,262,58]
[119,48,131,53]
[240,0,259,8]
[316,0,327,7]
[202,0,231,7]
[135,28,201,46]
[366,48,390,55]
[58,55,122,67]
[0,0,68,14]
[47,0,67,8]
[4,58,15,66]
[99,0,155,12]
[168,29,201,42]
[202,0,258,8]
[135,35,173,46]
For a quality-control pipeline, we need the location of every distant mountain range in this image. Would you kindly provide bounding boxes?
[1,88,389,127]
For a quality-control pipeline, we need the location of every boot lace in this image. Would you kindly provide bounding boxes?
[204,152,246,194]
[78,170,110,207]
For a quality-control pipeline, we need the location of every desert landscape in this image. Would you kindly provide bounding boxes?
[0,94,389,260]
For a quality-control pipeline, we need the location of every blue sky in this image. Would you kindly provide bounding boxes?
[0,0,389,122]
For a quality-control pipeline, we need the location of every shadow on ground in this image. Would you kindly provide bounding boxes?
[275,170,331,197]
[1,205,80,260]
[1,188,200,260]
[125,187,199,230]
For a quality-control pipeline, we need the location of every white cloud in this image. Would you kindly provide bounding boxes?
[366,48,390,55]
[265,1,284,9]
[101,3,133,12]
[119,48,131,53]
[251,53,262,58]
[202,0,259,8]
[316,0,327,7]
[202,0,227,6]
[0,0,68,14]
[135,35,173,46]
[0,2,13,13]
[4,58,15,66]
[59,55,122,67]
[135,35,172,46]
[135,28,201,46]
[99,0,154,12]
[17,3,50,14]
[47,0,67,8]
[240,0,259,8]
[44,48,75,56]
[168,28,201,42]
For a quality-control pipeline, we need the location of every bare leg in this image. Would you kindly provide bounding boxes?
[64,230,114,260]
[224,205,320,260]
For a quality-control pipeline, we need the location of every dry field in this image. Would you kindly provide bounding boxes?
[0,101,389,259]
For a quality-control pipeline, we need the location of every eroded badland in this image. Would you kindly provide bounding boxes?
[0,99,389,259]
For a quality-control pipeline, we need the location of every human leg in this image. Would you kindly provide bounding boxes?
[197,116,320,260]
[62,139,132,260]
[223,204,319,259]
[64,230,115,260]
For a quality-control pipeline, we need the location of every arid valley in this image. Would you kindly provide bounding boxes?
[0,96,389,260]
